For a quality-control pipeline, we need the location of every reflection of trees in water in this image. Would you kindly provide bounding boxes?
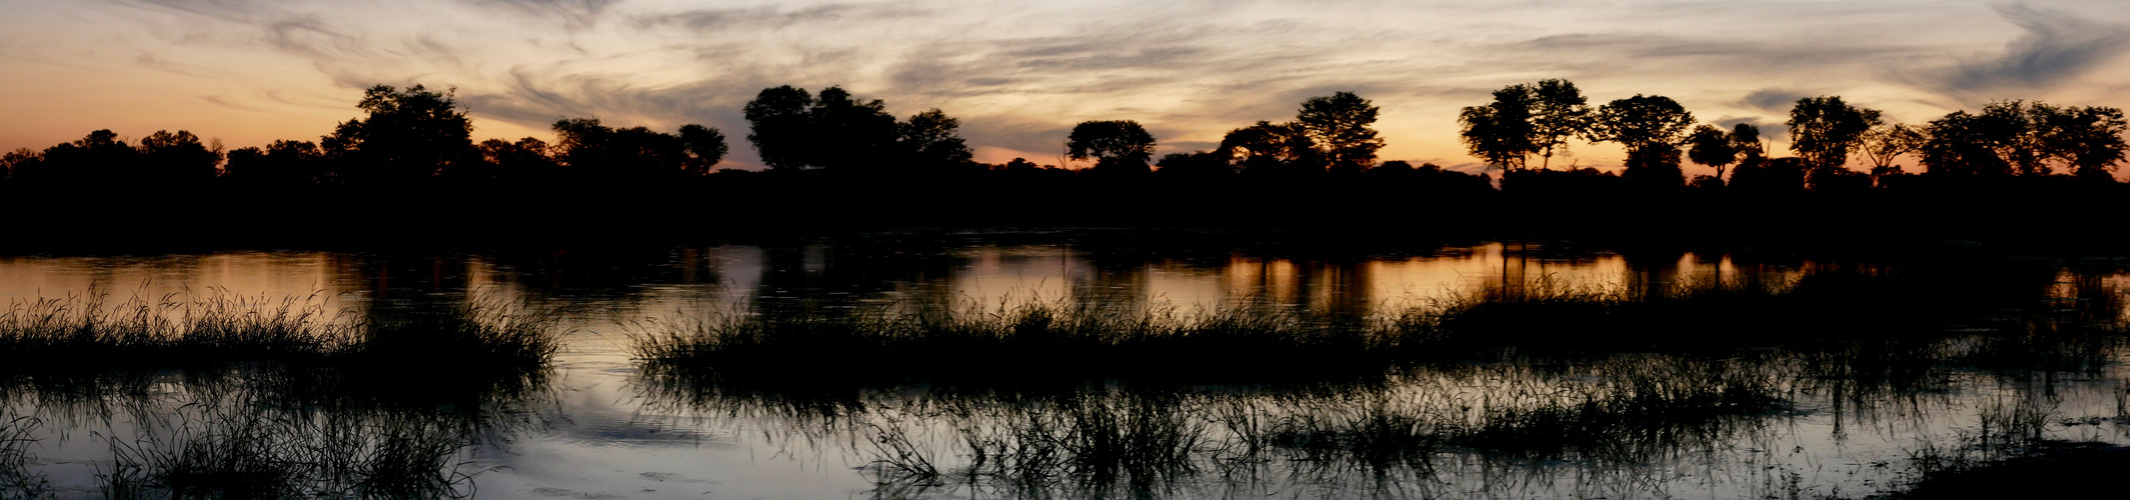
[638,343,2128,499]
[624,262,2130,499]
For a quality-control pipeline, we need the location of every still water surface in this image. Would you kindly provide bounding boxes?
[2,235,2125,498]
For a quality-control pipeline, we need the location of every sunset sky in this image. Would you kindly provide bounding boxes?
[3,0,2126,172]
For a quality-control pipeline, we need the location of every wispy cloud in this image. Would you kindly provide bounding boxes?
[9,0,2129,168]
[1929,2,2130,98]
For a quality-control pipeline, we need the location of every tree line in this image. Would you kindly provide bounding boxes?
[1457,79,2128,193]
[1,80,2122,211]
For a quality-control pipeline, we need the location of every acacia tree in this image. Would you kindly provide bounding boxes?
[1859,123,1927,181]
[1586,94,1695,188]
[1458,84,1538,175]
[1295,91,1385,173]
[1787,96,1883,182]
[1685,124,1738,181]
[1066,120,1156,174]
[1529,79,1591,170]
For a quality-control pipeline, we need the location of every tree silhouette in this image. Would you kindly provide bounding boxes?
[2032,104,2127,180]
[551,118,726,181]
[1859,123,1927,183]
[677,124,730,175]
[1922,101,2045,177]
[476,137,559,182]
[321,84,477,187]
[1786,96,1882,183]
[1155,150,1232,179]
[1295,91,1385,173]
[1221,120,1319,176]
[809,87,901,172]
[0,148,36,183]
[135,130,222,187]
[897,109,974,170]
[1587,95,1695,154]
[743,86,816,170]
[1067,120,1156,174]
[1587,95,1695,189]
[1458,84,1538,175]
[1730,123,1765,161]
[1529,79,1592,170]
[224,140,326,188]
[31,130,136,188]
[1686,124,1738,182]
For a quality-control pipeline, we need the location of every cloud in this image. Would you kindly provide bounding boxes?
[122,0,272,21]
[1736,89,1805,113]
[1931,2,2130,96]
[644,3,930,32]
[458,0,618,21]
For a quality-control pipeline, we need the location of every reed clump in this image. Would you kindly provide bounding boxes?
[100,391,497,499]
[633,297,1409,386]
[0,290,354,372]
[633,265,2109,387]
[0,291,558,376]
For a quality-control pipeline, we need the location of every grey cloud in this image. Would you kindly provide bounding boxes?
[264,17,365,58]
[1737,89,1805,113]
[1494,31,1925,78]
[454,66,769,163]
[455,0,618,28]
[646,3,929,32]
[1164,140,1219,154]
[200,95,269,113]
[1931,2,2130,95]
[956,120,1072,161]
[1712,116,1785,138]
[121,0,272,22]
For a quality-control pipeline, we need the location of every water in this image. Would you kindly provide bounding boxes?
[1,234,2125,498]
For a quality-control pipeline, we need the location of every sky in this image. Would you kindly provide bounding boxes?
[3,0,2128,173]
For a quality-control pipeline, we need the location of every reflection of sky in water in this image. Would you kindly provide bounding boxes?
[2,241,2127,498]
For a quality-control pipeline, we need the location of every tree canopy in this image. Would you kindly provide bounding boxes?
[1295,91,1385,172]
[1067,120,1157,174]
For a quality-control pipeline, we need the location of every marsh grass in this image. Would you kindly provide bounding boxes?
[98,393,502,499]
[0,412,47,499]
[626,263,2130,498]
[651,354,1795,497]
[0,289,354,372]
[0,289,561,405]
[632,296,1408,387]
